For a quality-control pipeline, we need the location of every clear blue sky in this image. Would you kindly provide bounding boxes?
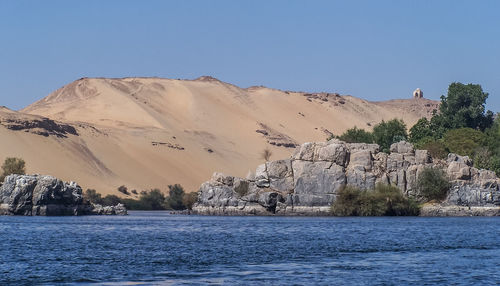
[1,0,499,111]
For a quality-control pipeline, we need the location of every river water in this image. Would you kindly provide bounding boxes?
[1,211,500,285]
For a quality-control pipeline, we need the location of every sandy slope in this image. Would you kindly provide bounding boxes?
[0,77,440,195]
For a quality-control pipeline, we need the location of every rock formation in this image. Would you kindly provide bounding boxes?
[0,174,127,216]
[192,140,500,216]
[413,88,423,99]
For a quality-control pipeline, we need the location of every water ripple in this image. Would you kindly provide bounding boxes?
[1,212,500,285]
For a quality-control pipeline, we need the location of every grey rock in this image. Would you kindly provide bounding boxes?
[346,169,376,190]
[313,142,348,166]
[348,150,372,172]
[211,172,234,186]
[292,142,315,161]
[233,178,250,197]
[446,184,500,206]
[447,153,472,166]
[390,141,415,155]
[447,161,471,181]
[266,159,292,179]
[0,174,126,216]
[387,153,405,171]
[255,164,270,188]
[292,161,345,196]
[347,143,380,154]
[91,203,127,215]
[415,150,431,164]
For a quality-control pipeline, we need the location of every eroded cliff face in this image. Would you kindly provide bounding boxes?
[192,140,500,216]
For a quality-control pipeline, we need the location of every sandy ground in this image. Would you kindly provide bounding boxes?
[0,77,439,196]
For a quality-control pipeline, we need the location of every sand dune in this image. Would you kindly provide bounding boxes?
[0,77,439,195]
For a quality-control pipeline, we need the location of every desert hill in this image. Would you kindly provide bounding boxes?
[0,77,439,195]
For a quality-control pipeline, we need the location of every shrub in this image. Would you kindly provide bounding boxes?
[0,157,26,182]
[337,127,374,144]
[372,184,420,216]
[414,167,450,201]
[372,119,408,153]
[331,185,363,216]
[331,184,419,216]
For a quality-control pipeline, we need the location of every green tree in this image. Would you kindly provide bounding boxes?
[419,140,448,159]
[438,82,494,131]
[139,189,167,210]
[443,128,485,158]
[480,117,500,175]
[0,157,26,182]
[337,127,374,144]
[484,116,500,154]
[372,119,408,153]
[166,184,186,210]
[409,118,436,143]
[414,168,450,202]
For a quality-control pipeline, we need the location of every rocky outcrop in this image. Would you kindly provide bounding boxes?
[0,175,127,216]
[193,140,500,216]
[90,203,127,215]
[0,116,78,138]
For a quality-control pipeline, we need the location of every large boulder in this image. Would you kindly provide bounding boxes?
[0,175,88,215]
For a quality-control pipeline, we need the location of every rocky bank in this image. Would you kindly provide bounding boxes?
[192,140,500,216]
[0,174,127,216]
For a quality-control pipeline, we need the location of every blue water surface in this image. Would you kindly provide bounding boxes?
[1,212,500,285]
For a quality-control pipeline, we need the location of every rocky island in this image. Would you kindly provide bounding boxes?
[0,174,127,216]
[193,140,500,216]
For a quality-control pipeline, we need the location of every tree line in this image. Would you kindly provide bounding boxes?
[84,184,198,211]
[331,82,499,176]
